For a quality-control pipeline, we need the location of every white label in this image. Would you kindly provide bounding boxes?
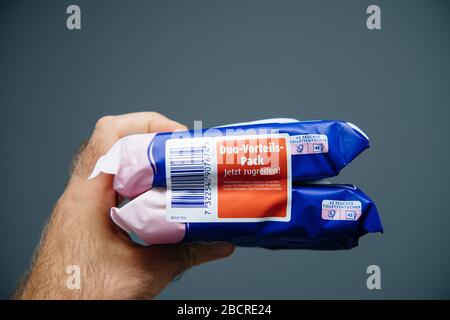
[290,134,328,155]
[321,200,362,221]
[165,134,292,223]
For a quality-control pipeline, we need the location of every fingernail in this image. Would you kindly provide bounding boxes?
[172,121,188,131]
[212,242,235,256]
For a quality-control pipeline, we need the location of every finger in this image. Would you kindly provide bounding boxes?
[94,112,188,142]
[184,242,235,267]
[73,112,187,179]
[126,242,233,298]
[168,242,235,276]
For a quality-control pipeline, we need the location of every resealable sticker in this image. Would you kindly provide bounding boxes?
[165,134,292,223]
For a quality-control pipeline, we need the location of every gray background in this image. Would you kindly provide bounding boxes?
[1,0,449,299]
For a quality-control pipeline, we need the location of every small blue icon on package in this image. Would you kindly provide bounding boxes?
[296,144,304,153]
[346,211,357,220]
[328,210,336,219]
[313,144,323,152]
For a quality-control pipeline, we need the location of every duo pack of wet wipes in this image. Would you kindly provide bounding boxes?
[90,118,382,249]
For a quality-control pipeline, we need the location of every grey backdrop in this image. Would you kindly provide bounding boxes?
[1,0,449,299]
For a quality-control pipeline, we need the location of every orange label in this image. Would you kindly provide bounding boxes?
[216,135,290,220]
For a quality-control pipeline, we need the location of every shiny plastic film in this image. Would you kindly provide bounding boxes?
[90,119,382,250]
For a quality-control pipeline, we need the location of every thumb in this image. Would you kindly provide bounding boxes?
[144,242,235,279]
[181,242,236,269]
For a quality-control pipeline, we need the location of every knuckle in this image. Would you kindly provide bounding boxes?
[95,115,115,130]
[184,245,199,269]
[147,111,161,119]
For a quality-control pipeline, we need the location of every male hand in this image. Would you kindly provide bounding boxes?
[14,112,235,300]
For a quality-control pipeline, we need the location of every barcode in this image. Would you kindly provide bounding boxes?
[169,146,207,208]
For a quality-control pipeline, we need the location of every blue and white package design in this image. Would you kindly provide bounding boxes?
[90,119,370,199]
[110,184,383,250]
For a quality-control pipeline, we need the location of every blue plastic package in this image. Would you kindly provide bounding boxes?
[184,184,382,249]
[92,118,382,250]
[90,119,370,198]
[110,184,382,250]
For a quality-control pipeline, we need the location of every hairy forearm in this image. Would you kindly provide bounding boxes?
[15,188,113,299]
[15,196,85,299]
[15,184,160,300]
